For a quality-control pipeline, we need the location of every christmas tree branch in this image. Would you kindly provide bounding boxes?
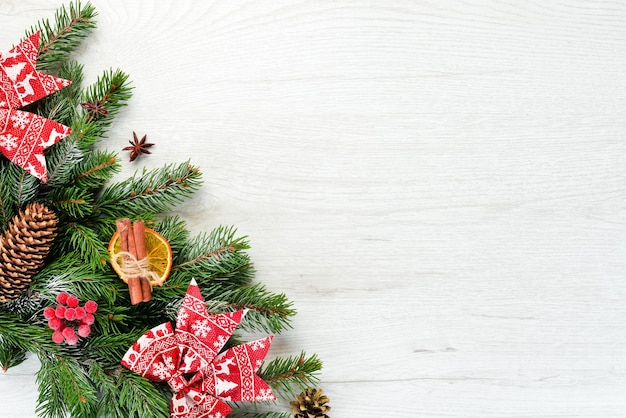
[32,254,119,305]
[96,162,202,218]
[29,1,97,73]
[205,283,295,334]
[0,337,27,371]
[259,352,323,400]
[0,161,17,230]
[36,354,97,418]
[0,311,59,354]
[54,223,109,271]
[78,69,133,148]
[49,186,93,218]
[172,225,249,266]
[115,368,170,418]
[71,152,119,187]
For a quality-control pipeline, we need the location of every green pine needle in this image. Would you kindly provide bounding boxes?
[29,1,97,73]
[96,161,202,218]
[259,352,323,400]
[207,283,296,334]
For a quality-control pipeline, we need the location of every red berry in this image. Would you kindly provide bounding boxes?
[55,305,66,319]
[64,308,76,321]
[48,317,63,330]
[66,335,79,345]
[43,307,56,319]
[84,300,98,313]
[62,327,76,338]
[82,313,95,325]
[56,292,69,305]
[52,331,64,344]
[77,324,91,338]
[74,307,86,320]
[66,295,79,308]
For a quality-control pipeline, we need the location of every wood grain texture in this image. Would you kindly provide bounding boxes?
[2,0,626,416]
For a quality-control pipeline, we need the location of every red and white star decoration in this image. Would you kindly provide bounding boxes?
[0,31,72,182]
[121,279,276,418]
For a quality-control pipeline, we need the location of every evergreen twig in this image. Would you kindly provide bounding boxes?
[259,352,323,400]
[28,1,97,73]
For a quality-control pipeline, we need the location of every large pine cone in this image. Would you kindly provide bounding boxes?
[290,388,331,418]
[0,203,58,302]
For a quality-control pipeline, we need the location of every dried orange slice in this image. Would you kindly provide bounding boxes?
[108,228,173,286]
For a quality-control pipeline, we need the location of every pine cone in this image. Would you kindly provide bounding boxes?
[0,203,58,302]
[290,388,331,418]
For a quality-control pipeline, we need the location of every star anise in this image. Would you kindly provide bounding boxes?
[123,132,154,162]
[80,100,109,116]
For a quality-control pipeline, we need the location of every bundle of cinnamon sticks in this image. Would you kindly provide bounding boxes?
[115,218,152,305]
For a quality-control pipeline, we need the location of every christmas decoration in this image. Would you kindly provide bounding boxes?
[0,2,323,417]
[123,131,153,162]
[0,202,57,302]
[80,100,109,116]
[122,279,275,417]
[0,31,72,182]
[290,388,331,418]
[43,292,98,345]
[109,218,173,304]
[112,218,155,304]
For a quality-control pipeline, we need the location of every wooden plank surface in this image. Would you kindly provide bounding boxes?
[1,1,626,416]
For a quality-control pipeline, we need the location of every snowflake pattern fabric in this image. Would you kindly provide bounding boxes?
[121,279,276,418]
[0,31,72,182]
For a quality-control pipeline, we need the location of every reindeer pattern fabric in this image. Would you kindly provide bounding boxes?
[121,279,275,418]
[0,32,72,182]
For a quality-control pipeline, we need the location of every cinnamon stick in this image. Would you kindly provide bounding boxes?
[116,218,143,305]
[132,220,152,302]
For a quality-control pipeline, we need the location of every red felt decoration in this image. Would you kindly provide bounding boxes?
[0,31,72,182]
[121,279,276,418]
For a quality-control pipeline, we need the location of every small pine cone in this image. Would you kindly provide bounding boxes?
[0,203,57,302]
[290,388,331,418]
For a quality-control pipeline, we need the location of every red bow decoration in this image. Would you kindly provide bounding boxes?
[0,31,72,182]
[121,279,276,417]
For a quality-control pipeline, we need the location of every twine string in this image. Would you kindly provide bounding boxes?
[111,251,164,287]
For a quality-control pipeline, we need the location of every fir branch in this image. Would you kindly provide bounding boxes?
[163,226,255,294]
[6,162,39,207]
[32,254,120,305]
[206,283,295,334]
[0,337,27,371]
[36,60,84,127]
[89,363,128,418]
[173,225,249,268]
[0,160,17,230]
[36,354,97,418]
[153,215,190,258]
[0,311,59,353]
[44,135,84,188]
[53,223,109,271]
[28,1,97,73]
[70,150,119,189]
[116,368,170,418]
[49,185,94,218]
[93,305,134,335]
[96,162,202,218]
[82,69,132,119]
[259,352,323,400]
[84,332,144,368]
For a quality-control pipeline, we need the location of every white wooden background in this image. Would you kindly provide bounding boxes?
[1,1,626,416]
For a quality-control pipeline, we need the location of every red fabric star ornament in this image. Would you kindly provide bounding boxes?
[121,279,276,418]
[0,31,72,182]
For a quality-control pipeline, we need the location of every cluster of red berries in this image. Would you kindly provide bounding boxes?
[43,292,98,345]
